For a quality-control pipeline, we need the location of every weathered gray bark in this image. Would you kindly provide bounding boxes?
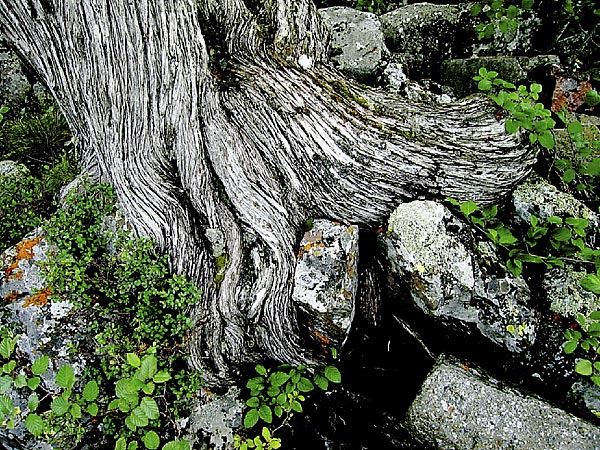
[0,0,535,382]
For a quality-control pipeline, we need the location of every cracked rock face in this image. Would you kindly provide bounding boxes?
[319,7,388,82]
[381,200,536,352]
[292,219,359,349]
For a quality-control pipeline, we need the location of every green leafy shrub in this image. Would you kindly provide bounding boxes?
[470,0,533,40]
[474,67,556,149]
[235,363,341,449]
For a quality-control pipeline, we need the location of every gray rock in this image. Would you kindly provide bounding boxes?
[544,266,600,318]
[553,113,600,170]
[568,379,600,422]
[407,356,600,449]
[382,61,455,103]
[380,3,471,78]
[292,219,359,349]
[184,387,244,450]
[441,55,560,98]
[513,174,599,227]
[0,160,29,178]
[0,43,31,108]
[319,7,388,82]
[472,12,540,57]
[0,232,88,449]
[382,201,536,352]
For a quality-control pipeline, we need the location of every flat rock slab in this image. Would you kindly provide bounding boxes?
[407,356,600,449]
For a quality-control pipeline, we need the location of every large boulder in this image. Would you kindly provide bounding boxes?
[381,201,536,352]
[319,7,388,82]
[407,356,600,449]
[292,219,359,349]
[380,3,472,79]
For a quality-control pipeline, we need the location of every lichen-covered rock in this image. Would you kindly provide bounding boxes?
[568,379,600,423]
[472,12,540,57]
[380,3,472,78]
[292,219,359,349]
[319,7,388,82]
[184,387,244,450]
[441,55,560,98]
[0,232,89,450]
[544,266,600,318]
[0,43,31,108]
[382,201,536,352]
[513,174,599,228]
[406,356,600,449]
[0,160,29,178]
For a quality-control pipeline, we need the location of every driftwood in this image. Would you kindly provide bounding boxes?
[0,0,536,382]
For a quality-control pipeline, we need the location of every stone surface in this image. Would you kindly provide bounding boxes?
[0,43,31,108]
[407,356,600,449]
[382,61,454,103]
[380,3,471,78]
[441,55,560,98]
[568,379,600,423]
[471,13,540,57]
[0,231,88,450]
[184,387,244,450]
[513,174,599,227]
[382,201,536,352]
[292,219,359,349]
[0,160,29,178]
[319,7,388,82]
[544,266,600,318]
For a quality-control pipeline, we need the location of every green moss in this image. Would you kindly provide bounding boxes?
[215,253,229,285]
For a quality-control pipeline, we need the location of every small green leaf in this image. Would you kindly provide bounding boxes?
[83,380,99,402]
[27,376,40,390]
[255,364,267,376]
[3,360,16,374]
[0,337,16,360]
[143,381,155,395]
[505,119,520,134]
[0,375,12,394]
[0,395,13,414]
[459,200,479,217]
[140,396,159,420]
[576,359,593,376]
[589,312,600,321]
[162,440,190,450]
[25,413,45,436]
[269,372,289,387]
[564,341,578,354]
[551,227,572,242]
[258,405,272,423]
[55,364,75,389]
[152,370,171,383]
[313,373,329,391]
[14,374,27,388]
[86,402,99,416]
[70,403,82,419]
[244,408,259,429]
[140,355,157,381]
[31,355,49,376]
[297,377,314,392]
[538,130,555,149]
[127,353,141,368]
[143,430,160,449]
[115,437,127,450]
[51,396,70,416]
[581,274,600,294]
[562,169,577,183]
[568,120,584,135]
[28,393,39,412]
[130,406,149,428]
[291,400,303,412]
[246,397,260,408]
[324,366,341,383]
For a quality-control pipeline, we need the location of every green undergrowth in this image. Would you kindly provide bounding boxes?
[0,102,78,251]
[1,179,201,449]
[453,67,600,390]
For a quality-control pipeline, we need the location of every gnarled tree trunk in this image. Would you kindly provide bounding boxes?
[0,0,535,382]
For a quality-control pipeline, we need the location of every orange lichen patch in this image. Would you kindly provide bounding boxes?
[8,269,23,281]
[3,290,21,302]
[4,236,43,280]
[23,288,51,307]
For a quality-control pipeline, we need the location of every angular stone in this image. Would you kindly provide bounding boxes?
[441,55,560,98]
[319,7,388,82]
[292,219,359,348]
[513,174,599,227]
[0,160,29,178]
[407,356,600,449]
[380,3,471,78]
[544,266,600,318]
[382,201,536,352]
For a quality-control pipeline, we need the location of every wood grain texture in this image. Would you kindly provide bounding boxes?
[0,0,536,382]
